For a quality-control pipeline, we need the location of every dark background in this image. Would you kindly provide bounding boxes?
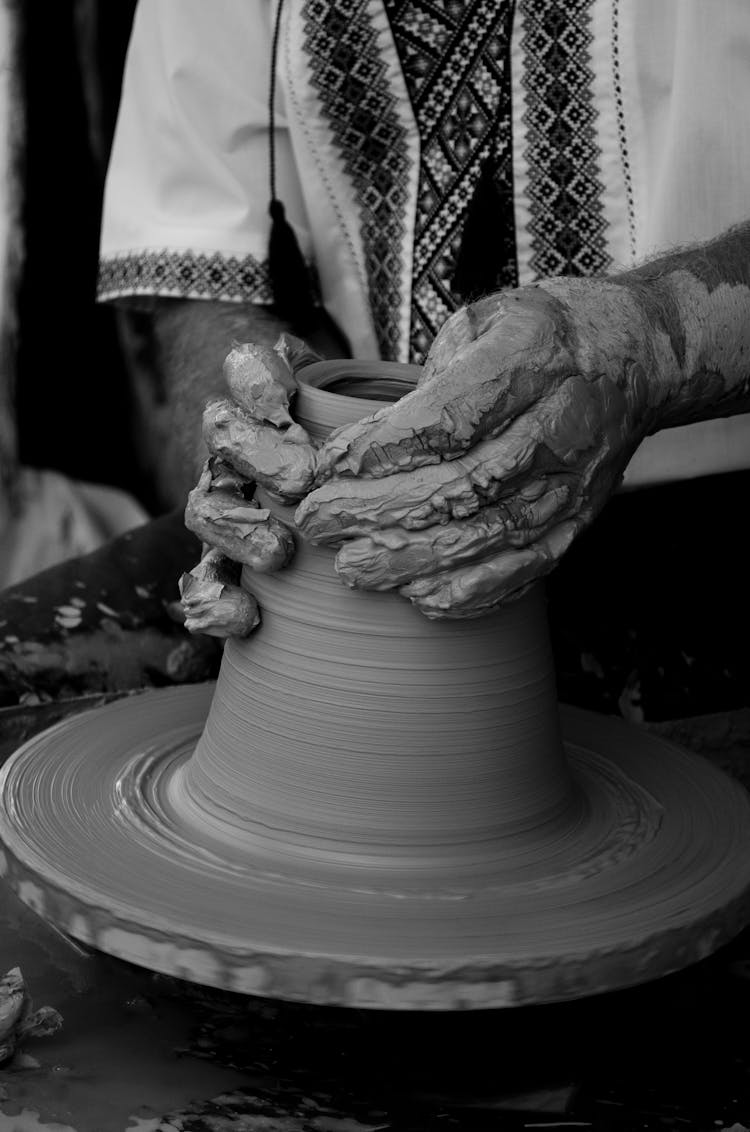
[16,0,138,498]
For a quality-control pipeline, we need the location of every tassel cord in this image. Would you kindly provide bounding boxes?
[268,0,284,207]
[266,0,315,329]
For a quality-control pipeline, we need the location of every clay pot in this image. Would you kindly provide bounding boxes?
[177,361,576,869]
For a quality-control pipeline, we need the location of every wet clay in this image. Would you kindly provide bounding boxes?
[1,362,750,1009]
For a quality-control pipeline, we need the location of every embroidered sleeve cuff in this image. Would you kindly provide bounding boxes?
[96,249,275,306]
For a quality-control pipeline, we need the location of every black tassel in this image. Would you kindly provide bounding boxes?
[266,0,315,332]
[451,159,509,303]
[268,198,316,330]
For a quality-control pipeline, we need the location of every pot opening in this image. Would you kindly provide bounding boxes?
[294,360,422,439]
[321,375,414,402]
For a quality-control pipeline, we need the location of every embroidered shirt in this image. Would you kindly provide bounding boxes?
[98,0,750,482]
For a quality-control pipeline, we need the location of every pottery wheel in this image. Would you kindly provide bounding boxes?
[1,685,750,1009]
[3,364,750,1010]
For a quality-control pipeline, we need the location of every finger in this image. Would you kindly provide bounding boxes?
[300,368,632,544]
[179,552,260,638]
[203,398,317,502]
[184,546,241,586]
[332,478,571,590]
[399,518,582,619]
[185,463,295,572]
[296,404,554,543]
[181,583,260,638]
[223,342,296,426]
[207,458,253,496]
[296,457,475,542]
[273,332,324,374]
[179,549,260,639]
[315,288,573,481]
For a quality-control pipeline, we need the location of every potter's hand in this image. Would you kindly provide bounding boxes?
[296,280,655,618]
[200,336,319,503]
[182,336,319,636]
[179,548,261,638]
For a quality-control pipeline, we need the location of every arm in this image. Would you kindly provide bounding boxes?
[296,222,750,616]
[116,297,346,510]
[536,221,750,440]
[611,221,750,428]
[99,0,344,508]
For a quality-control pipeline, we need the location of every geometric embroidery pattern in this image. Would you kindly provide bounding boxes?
[302,0,413,361]
[383,0,518,362]
[99,3,619,364]
[519,0,611,278]
[97,249,275,304]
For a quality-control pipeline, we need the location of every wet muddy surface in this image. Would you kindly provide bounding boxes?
[2,872,750,1131]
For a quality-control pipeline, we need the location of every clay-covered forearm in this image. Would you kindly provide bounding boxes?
[116,298,348,510]
[614,222,750,430]
[532,224,750,437]
[116,299,292,508]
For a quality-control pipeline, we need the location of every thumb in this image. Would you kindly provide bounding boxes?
[223,342,296,427]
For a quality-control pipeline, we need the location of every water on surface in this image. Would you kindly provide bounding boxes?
[3,874,750,1131]
[0,883,243,1132]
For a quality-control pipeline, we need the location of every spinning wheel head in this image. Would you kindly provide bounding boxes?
[2,688,749,1008]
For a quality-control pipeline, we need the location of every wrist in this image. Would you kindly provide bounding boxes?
[533,275,663,435]
[618,224,750,429]
[601,272,689,431]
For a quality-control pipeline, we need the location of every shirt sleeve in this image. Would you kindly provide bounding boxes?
[97,0,313,305]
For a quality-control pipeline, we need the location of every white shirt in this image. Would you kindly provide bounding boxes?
[99,0,750,485]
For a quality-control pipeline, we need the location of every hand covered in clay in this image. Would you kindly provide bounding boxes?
[296,280,656,618]
[182,336,321,637]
